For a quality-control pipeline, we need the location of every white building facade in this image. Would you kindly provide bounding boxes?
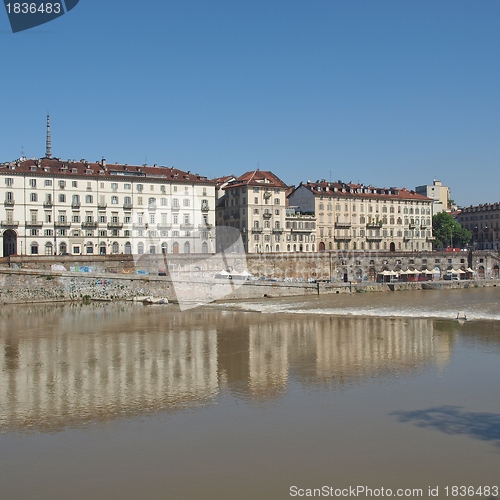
[0,157,216,257]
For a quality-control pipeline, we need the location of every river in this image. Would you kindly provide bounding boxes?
[0,288,499,499]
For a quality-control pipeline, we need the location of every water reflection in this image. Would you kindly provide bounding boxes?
[391,406,500,446]
[0,304,454,432]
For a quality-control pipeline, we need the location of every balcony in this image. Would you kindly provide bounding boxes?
[201,203,209,212]
[291,227,312,233]
[55,221,71,228]
[366,236,382,242]
[426,236,436,242]
[71,202,81,209]
[335,221,351,229]
[4,200,15,207]
[409,223,416,229]
[107,222,124,229]
[123,203,133,210]
[251,227,263,233]
[366,221,383,229]
[1,220,19,228]
[171,205,180,211]
[43,201,53,208]
[133,223,147,229]
[334,234,352,241]
[25,221,43,228]
[420,223,428,229]
[81,221,98,229]
[272,228,284,234]
[198,224,212,230]
[180,223,194,230]
[98,203,107,210]
[262,212,272,219]
[148,204,157,210]
[157,223,172,230]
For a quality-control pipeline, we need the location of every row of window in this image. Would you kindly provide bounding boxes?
[318,229,432,238]
[316,240,432,251]
[29,240,209,255]
[5,177,208,195]
[316,203,431,215]
[316,216,431,226]
[26,228,205,239]
[4,192,208,208]
[253,234,315,242]
[252,244,315,253]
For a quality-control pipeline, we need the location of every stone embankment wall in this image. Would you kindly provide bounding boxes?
[0,268,320,304]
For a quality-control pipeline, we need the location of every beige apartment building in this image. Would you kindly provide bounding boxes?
[415,180,450,215]
[216,170,293,253]
[288,180,434,252]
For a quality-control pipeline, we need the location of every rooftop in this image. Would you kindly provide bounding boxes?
[0,158,214,184]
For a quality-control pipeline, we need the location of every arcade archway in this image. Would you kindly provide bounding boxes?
[2,230,17,257]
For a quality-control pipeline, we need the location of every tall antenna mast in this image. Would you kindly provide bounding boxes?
[45,112,52,158]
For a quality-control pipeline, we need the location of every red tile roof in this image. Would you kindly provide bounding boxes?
[297,180,432,202]
[223,170,288,189]
[0,158,214,184]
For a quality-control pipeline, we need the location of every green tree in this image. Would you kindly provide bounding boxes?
[432,211,472,249]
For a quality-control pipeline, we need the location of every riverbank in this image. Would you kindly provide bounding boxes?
[1,266,499,305]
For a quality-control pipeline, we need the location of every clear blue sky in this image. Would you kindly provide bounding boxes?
[1,0,499,206]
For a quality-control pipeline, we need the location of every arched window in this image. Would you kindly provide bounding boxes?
[276,244,280,252]
[45,242,53,255]
[478,266,485,279]
[59,242,67,254]
[173,242,179,254]
[100,242,107,254]
[30,242,39,255]
[184,241,190,254]
[161,242,168,254]
[265,244,270,252]
[125,242,132,254]
[287,244,291,251]
[86,242,94,254]
[149,245,156,254]
[112,242,119,254]
[201,242,208,254]
[137,242,144,254]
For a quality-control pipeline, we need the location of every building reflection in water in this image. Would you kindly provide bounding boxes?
[0,304,453,432]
